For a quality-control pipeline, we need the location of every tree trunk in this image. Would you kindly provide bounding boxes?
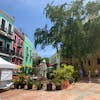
[56,46,60,69]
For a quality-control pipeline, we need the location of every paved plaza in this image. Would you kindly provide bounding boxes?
[0,81,100,100]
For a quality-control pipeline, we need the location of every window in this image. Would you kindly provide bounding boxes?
[88,60,91,66]
[1,19,5,31]
[8,24,12,34]
[0,41,3,47]
[97,58,100,64]
[18,39,20,44]
[6,44,10,54]
[13,47,15,52]
[15,36,16,43]
[30,50,32,62]
[26,56,28,62]
[26,47,28,56]
[6,44,10,49]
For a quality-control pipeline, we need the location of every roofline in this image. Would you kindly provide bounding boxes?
[0,9,15,22]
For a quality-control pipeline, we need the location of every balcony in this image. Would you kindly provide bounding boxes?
[0,26,13,40]
[17,42,23,48]
[12,52,23,60]
[0,46,14,56]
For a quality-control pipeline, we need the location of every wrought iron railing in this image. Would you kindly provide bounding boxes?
[0,46,14,55]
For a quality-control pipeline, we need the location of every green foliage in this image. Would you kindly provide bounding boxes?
[35,81,42,87]
[86,1,100,16]
[47,71,55,80]
[13,78,19,85]
[72,70,79,81]
[27,77,34,85]
[33,67,40,76]
[18,73,25,82]
[53,76,61,85]
[54,64,76,82]
[34,0,100,71]
[33,56,42,67]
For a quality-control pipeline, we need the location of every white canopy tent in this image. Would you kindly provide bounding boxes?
[0,57,17,69]
[0,57,17,89]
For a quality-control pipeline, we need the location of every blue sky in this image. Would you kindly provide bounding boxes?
[0,0,94,57]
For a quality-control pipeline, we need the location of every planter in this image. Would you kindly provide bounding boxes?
[37,84,43,90]
[69,79,74,84]
[47,83,52,91]
[47,74,54,80]
[27,84,33,89]
[61,80,70,89]
[20,82,26,89]
[55,85,61,90]
[14,83,20,89]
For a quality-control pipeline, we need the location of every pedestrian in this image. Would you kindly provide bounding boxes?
[95,69,99,77]
[88,70,91,82]
[79,69,83,78]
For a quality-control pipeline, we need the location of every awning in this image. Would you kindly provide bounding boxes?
[0,57,17,69]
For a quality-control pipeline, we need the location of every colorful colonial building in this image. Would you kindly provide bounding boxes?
[23,35,33,67]
[0,10,15,61]
[12,28,24,65]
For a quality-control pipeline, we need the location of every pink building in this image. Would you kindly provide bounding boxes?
[12,28,24,65]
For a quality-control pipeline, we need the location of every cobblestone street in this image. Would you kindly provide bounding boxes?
[0,81,100,100]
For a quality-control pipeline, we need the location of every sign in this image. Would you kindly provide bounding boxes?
[1,70,12,81]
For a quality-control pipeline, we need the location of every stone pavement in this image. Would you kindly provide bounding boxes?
[0,80,100,100]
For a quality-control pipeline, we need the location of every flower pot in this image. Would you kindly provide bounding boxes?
[61,80,70,89]
[20,82,26,89]
[14,83,20,89]
[56,85,61,90]
[37,84,43,90]
[27,84,32,89]
[47,83,52,91]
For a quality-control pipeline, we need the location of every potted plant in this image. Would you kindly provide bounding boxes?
[47,72,55,80]
[13,78,20,89]
[46,80,52,91]
[35,81,43,90]
[27,77,34,89]
[18,73,26,89]
[55,64,75,89]
[53,77,61,90]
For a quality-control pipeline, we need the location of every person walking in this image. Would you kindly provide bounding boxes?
[88,70,91,83]
[79,69,83,79]
[95,69,99,77]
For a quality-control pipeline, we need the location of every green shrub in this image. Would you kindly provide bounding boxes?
[55,64,76,81]
[27,77,34,85]
[18,73,25,83]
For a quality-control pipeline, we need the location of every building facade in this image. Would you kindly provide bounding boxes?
[23,36,33,67]
[49,52,61,68]
[12,28,24,65]
[0,10,15,61]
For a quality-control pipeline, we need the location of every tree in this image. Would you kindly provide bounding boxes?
[32,56,42,67]
[34,0,100,72]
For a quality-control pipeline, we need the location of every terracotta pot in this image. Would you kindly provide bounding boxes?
[61,80,70,89]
